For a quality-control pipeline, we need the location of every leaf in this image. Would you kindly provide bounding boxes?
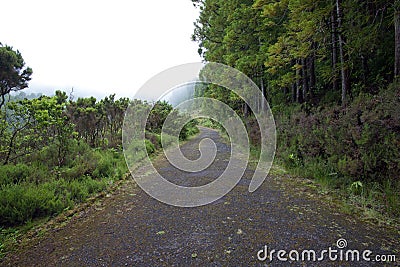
[224,249,232,254]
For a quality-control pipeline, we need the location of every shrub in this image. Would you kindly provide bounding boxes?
[91,149,127,180]
[67,180,89,202]
[145,132,161,149]
[83,177,107,194]
[0,183,62,226]
[160,133,178,149]
[277,85,400,184]
[274,83,400,217]
[60,164,87,181]
[179,120,199,140]
[0,164,31,186]
[145,139,155,155]
[0,175,109,226]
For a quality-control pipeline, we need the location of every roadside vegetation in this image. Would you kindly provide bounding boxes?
[0,93,197,256]
[0,44,199,257]
[192,0,400,223]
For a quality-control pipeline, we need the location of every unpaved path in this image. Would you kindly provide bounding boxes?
[2,127,399,266]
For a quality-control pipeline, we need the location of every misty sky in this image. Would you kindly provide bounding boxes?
[2,0,202,99]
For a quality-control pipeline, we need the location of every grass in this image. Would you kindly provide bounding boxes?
[0,124,201,260]
[198,117,400,227]
[275,155,400,227]
[0,147,129,260]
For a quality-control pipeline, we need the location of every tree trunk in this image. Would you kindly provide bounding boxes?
[292,82,296,103]
[331,10,339,92]
[301,58,309,102]
[283,86,288,102]
[243,103,249,118]
[4,130,18,165]
[395,3,400,77]
[0,94,5,110]
[260,74,266,113]
[296,59,303,103]
[291,59,297,103]
[361,54,369,86]
[336,0,350,105]
[309,53,316,101]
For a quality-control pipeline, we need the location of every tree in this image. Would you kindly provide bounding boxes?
[66,96,102,147]
[99,94,129,148]
[0,44,32,109]
[193,0,396,105]
[0,94,73,165]
[335,0,350,104]
[395,0,400,77]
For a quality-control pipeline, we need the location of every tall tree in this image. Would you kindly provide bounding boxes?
[335,0,350,104]
[331,8,339,93]
[0,44,32,109]
[193,0,396,105]
[395,0,400,77]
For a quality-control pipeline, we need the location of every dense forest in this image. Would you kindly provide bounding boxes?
[191,0,400,218]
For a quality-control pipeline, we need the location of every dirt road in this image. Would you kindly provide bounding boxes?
[2,127,399,266]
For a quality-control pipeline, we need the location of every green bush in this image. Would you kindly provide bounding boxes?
[67,180,89,202]
[197,118,222,129]
[83,177,107,194]
[160,133,178,149]
[29,145,59,168]
[145,132,161,149]
[60,164,87,181]
[0,146,126,227]
[0,183,63,226]
[28,162,53,184]
[179,120,199,140]
[0,175,109,226]
[125,140,149,163]
[275,84,400,217]
[277,85,400,184]
[0,164,31,186]
[145,139,155,154]
[91,149,127,180]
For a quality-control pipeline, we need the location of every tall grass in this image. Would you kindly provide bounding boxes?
[0,147,127,227]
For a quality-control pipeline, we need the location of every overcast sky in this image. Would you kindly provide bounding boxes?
[1,0,202,99]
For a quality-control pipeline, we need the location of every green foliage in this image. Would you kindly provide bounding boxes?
[0,148,124,227]
[0,93,74,166]
[0,40,202,229]
[92,149,127,179]
[160,133,178,149]
[145,101,199,142]
[145,139,155,155]
[0,44,32,109]
[194,0,397,105]
[65,94,129,148]
[0,176,109,226]
[349,181,363,196]
[0,183,65,226]
[146,101,173,134]
[180,120,200,140]
[0,164,31,186]
[276,84,400,217]
[197,118,222,129]
[0,121,129,227]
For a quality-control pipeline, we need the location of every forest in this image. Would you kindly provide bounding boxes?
[0,0,399,242]
[191,0,400,219]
